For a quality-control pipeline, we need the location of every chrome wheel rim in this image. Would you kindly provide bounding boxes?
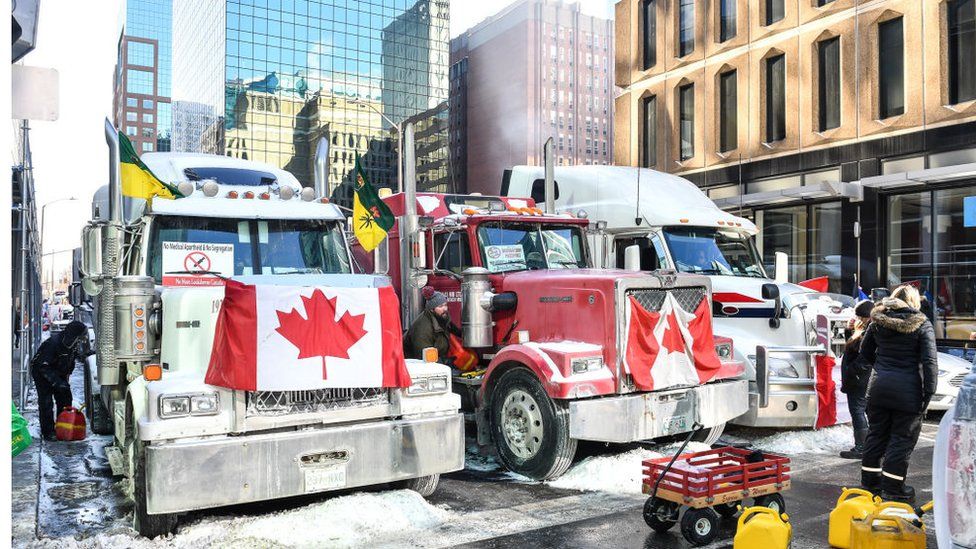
[501,389,544,459]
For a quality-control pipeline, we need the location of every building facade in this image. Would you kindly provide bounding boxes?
[113,0,173,153]
[615,0,976,350]
[170,0,450,199]
[450,0,614,195]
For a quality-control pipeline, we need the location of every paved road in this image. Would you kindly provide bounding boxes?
[12,365,941,548]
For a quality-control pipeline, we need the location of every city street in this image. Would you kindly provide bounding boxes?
[13,365,939,549]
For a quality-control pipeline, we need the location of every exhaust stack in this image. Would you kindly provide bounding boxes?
[105,118,122,224]
[98,118,122,385]
[314,134,330,197]
[543,137,555,213]
[399,122,422,325]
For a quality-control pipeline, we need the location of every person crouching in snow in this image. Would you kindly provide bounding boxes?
[839,299,875,459]
[30,320,90,441]
[859,285,937,501]
[405,287,461,365]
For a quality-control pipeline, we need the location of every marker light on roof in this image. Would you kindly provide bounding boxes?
[717,220,725,225]
[378,187,392,198]
[679,218,689,223]
[243,191,255,199]
[576,209,588,219]
[259,192,271,200]
[202,181,219,197]
[177,181,195,197]
[279,186,295,200]
[463,208,478,215]
[226,190,239,199]
[300,187,316,202]
[319,197,330,204]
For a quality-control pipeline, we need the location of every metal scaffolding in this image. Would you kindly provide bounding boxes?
[12,120,43,408]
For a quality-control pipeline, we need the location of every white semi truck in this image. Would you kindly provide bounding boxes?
[505,165,853,428]
[77,120,464,537]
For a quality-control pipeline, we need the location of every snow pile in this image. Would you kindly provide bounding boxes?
[746,424,854,455]
[464,442,502,473]
[548,442,711,495]
[29,490,453,549]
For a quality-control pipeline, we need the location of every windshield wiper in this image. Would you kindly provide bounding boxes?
[549,260,581,267]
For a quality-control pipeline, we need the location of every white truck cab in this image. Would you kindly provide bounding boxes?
[78,122,463,537]
[504,165,852,428]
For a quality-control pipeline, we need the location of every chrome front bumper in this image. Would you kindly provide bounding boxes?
[731,345,824,428]
[567,379,749,443]
[144,412,465,514]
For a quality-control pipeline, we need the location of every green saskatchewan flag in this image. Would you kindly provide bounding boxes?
[119,131,182,202]
[353,155,395,252]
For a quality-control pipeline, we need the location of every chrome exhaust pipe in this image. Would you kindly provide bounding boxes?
[400,122,422,325]
[105,118,122,224]
[314,134,330,196]
[543,136,555,213]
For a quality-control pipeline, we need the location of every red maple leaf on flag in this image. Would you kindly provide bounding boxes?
[659,311,686,355]
[275,289,368,380]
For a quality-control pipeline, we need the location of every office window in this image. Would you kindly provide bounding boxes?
[642,95,657,167]
[948,0,976,104]
[720,0,736,42]
[642,0,656,69]
[143,113,154,124]
[679,84,694,160]
[126,97,137,108]
[142,142,154,152]
[765,55,786,142]
[879,17,905,118]
[142,99,154,109]
[126,126,137,136]
[719,71,737,152]
[818,37,841,131]
[679,0,694,57]
[126,111,137,122]
[766,0,784,25]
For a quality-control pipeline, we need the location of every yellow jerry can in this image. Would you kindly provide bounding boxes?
[733,506,792,549]
[830,487,882,548]
[850,502,927,549]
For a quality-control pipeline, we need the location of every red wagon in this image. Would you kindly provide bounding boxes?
[641,446,791,546]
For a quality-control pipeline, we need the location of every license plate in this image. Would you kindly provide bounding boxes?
[304,465,347,493]
[665,416,687,433]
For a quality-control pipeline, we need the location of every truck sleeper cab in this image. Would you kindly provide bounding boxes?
[79,132,463,538]
[353,192,749,480]
[503,165,853,429]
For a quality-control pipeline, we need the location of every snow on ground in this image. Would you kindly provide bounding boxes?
[29,490,454,549]
[547,442,712,495]
[741,424,854,456]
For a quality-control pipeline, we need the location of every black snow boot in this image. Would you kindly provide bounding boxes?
[861,469,881,494]
[881,474,916,502]
[840,428,868,460]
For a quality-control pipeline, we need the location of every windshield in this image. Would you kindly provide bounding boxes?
[183,167,278,186]
[476,222,586,273]
[663,227,766,278]
[148,216,350,282]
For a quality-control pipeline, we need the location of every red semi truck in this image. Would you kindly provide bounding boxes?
[353,190,749,480]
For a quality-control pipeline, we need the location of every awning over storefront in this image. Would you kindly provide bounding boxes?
[712,181,863,211]
[859,162,976,189]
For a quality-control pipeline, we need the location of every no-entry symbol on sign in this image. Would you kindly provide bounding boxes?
[184,251,211,274]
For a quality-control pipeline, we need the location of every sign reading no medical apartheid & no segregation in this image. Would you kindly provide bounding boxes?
[162,242,234,286]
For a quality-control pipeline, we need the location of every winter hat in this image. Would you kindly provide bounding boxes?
[422,286,447,310]
[62,321,87,345]
[854,299,874,319]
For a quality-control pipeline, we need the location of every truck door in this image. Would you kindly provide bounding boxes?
[430,230,471,325]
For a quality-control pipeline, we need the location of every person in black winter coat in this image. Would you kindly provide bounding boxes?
[839,299,875,459]
[30,321,90,441]
[405,289,461,363]
[859,285,938,501]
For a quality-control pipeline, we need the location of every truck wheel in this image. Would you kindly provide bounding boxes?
[690,422,725,446]
[83,362,114,435]
[489,368,577,480]
[395,474,440,497]
[133,441,178,538]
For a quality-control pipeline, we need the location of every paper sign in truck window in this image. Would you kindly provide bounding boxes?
[484,244,526,273]
[162,242,234,286]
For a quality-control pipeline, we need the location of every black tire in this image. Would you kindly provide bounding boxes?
[755,493,786,514]
[714,501,739,518]
[395,474,440,497]
[689,422,726,446]
[133,441,178,538]
[489,368,577,480]
[680,507,720,547]
[643,497,679,533]
[84,362,113,435]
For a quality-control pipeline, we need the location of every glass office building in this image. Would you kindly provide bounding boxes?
[172,0,450,200]
[114,0,173,152]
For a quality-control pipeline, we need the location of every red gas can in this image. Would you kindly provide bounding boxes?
[55,407,87,441]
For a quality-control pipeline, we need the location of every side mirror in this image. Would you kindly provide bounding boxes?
[68,282,84,308]
[773,251,788,283]
[761,283,780,300]
[762,283,782,329]
[80,223,104,296]
[624,245,641,272]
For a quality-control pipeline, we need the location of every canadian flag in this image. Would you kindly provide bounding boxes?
[623,293,723,392]
[205,279,412,391]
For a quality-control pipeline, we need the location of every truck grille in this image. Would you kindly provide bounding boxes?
[627,287,708,314]
[247,388,389,416]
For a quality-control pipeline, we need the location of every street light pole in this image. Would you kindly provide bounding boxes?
[351,99,403,193]
[41,197,78,294]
